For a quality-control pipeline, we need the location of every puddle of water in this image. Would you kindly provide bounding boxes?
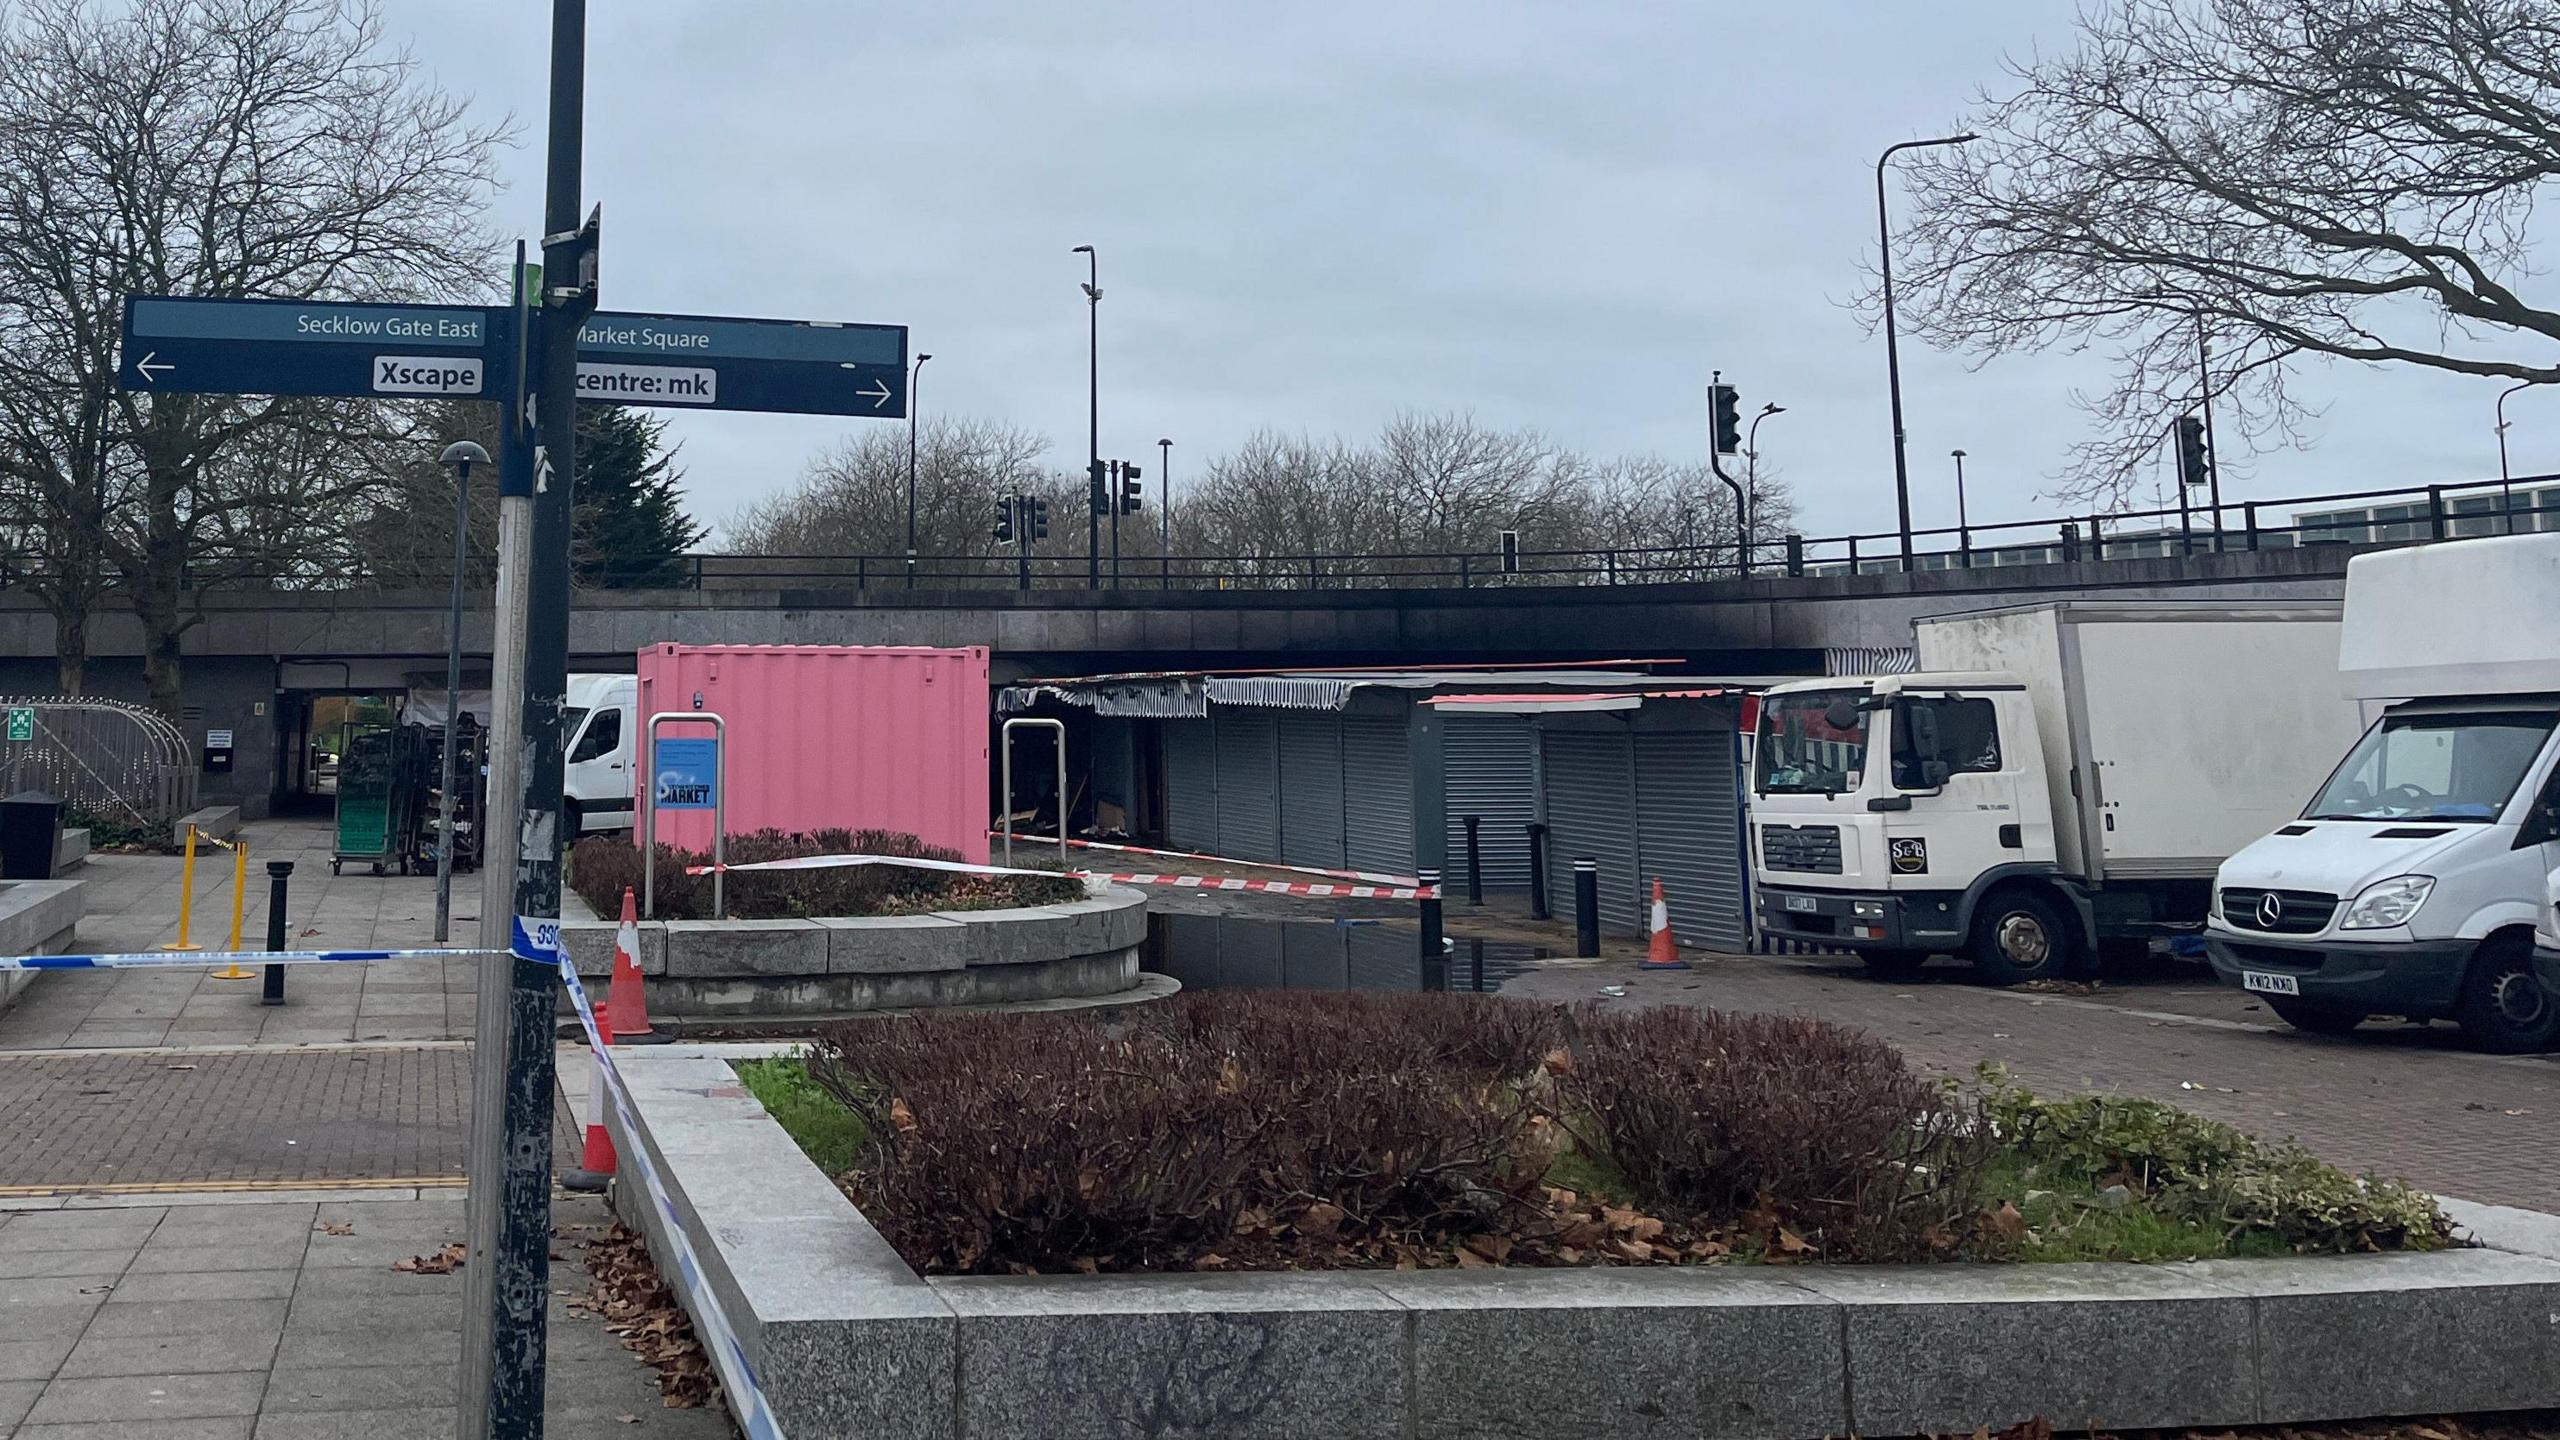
[1144,912,1550,994]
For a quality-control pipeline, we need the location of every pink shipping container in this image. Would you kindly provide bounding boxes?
[634,644,991,863]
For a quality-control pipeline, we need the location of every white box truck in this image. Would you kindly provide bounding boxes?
[1751,601,2365,983]
[2209,533,2560,1052]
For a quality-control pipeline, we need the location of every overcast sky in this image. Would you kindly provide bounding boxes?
[392,2,2541,546]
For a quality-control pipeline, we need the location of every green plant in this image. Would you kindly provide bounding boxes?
[736,1055,868,1177]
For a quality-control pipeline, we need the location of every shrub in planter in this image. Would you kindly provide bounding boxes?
[567,828,1081,921]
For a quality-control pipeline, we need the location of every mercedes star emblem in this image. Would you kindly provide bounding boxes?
[2257,892,2285,928]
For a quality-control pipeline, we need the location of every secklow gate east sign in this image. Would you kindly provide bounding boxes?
[118,294,907,418]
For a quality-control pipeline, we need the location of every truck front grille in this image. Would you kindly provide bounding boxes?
[2220,887,2338,935]
[1760,824,1843,875]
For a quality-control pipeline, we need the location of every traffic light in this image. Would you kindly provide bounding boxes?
[1710,383,1742,456]
[1028,495,1051,540]
[1089,458,1110,513]
[992,497,1014,544]
[2175,415,2212,490]
[1119,461,1144,514]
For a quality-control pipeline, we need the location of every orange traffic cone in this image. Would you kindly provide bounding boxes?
[606,886,666,1044]
[1641,878,1689,970]
[563,1025,617,1193]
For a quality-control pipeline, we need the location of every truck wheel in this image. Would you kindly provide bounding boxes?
[1860,950,1930,981]
[2265,997,2366,1036]
[1968,888,2075,985]
[2455,934,2559,1054]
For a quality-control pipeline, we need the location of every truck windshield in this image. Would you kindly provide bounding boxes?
[2305,711,2558,823]
[1755,690,1868,795]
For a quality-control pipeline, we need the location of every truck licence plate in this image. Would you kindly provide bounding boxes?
[1785,895,1819,914]
[2241,971,2300,997]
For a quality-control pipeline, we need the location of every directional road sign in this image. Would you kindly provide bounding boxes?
[120,295,907,418]
[574,311,906,418]
[119,296,505,401]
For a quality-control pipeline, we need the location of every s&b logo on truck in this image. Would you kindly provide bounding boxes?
[1889,838,1929,875]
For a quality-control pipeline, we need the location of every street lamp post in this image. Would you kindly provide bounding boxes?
[2498,381,2532,534]
[1950,447,1970,563]
[1158,437,1172,587]
[1073,245,1100,588]
[433,440,488,946]
[1877,132,1976,573]
[906,352,930,586]
[1744,403,1784,569]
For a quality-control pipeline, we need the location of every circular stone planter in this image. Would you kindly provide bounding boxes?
[557,878,1147,1017]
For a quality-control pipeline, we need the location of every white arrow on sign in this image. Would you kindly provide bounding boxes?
[533,444,555,494]
[860,378,892,409]
[133,352,174,383]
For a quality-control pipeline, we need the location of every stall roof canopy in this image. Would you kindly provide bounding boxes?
[996,660,1759,719]
[1419,687,1752,715]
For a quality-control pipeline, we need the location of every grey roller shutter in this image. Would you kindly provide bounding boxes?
[1341,715,1415,875]
[1443,714,1536,889]
[1165,719,1217,852]
[1634,727,1745,949]
[1213,710,1279,861]
[1541,728,1641,932]
[1274,711,1346,870]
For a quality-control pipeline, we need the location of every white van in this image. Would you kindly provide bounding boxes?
[562,672,637,836]
[2208,533,2560,1052]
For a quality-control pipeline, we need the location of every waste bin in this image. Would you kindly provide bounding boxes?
[0,791,62,880]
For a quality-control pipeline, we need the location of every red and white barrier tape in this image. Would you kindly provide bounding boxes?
[681,850,1436,900]
[987,831,1425,888]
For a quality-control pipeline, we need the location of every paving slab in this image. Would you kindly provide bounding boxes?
[21,1370,269,1425]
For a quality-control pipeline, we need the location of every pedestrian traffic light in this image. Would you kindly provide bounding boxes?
[992,498,1014,543]
[1119,462,1144,514]
[1710,384,1742,456]
[1028,495,1051,540]
[2175,415,2212,490]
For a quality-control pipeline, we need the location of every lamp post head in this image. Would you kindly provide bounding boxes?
[1951,448,1967,459]
[1071,244,1093,254]
[438,440,490,476]
[1159,437,1171,448]
[1761,403,1785,417]
[917,352,932,364]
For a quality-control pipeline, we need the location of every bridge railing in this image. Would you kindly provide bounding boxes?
[3,471,2555,596]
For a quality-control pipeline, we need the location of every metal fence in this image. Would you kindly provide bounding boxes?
[0,698,198,824]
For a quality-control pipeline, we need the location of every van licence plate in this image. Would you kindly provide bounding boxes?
[1785,895,1819,914]
[2241,971,2300,997]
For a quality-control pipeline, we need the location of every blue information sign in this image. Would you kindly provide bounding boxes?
[574,310,906,418]
[118,296,506,401]
[118,295,908,419]
[651,737,720,812]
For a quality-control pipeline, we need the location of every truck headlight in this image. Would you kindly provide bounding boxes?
[2340,875,2435,930]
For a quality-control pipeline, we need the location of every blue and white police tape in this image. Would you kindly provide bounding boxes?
[0,946,482,971]
[514,916,790,1440]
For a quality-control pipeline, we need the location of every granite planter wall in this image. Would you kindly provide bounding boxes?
[558,878,1146,1017]
[607,1049,2560,1440]
[0,878,83,1013]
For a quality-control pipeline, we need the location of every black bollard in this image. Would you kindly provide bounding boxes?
[1417,868,1444,981]
[1526,822,1550,920]
[1462,815,1483,907]
[261,860,293,1005]
[1573,857,1600,958]
[1470,937,1486,993]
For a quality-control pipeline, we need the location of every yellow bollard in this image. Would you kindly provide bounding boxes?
[210,842,253,980]
[159,825,204,952]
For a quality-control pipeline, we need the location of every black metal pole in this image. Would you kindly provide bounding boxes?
[1573,857,1600,958]
[1109,460,1122,588]
[480,3,590,1433]
[1525,822,1549,920]
[1878,134,1975,574]
[1159,437,1172,587]
[260,861,290,1005]
[2196,315,2222,549]
[436,456,470,943]
[1417,868,1444,984]
[1016,498,1032,592]
[906,352,929,587]
[1076,246,1099,588]
[1469,936,1485,993]
[1462,814,1482,906]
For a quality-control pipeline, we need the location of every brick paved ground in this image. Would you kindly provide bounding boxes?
[0,1046,474,1193]
[0,1192,729,1439]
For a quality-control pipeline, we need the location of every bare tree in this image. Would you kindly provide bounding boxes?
[0,0,505,708]
[728,418,1075,579]
[1888,0,2560,503]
